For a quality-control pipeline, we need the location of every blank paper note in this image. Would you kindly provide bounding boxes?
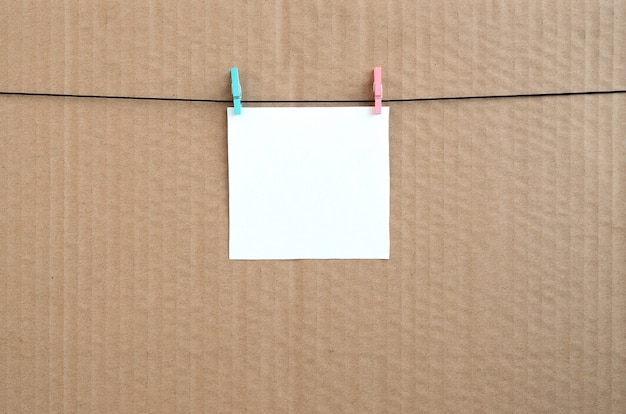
[227,106,390,260]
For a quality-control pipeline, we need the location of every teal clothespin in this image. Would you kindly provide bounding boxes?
[231,67,242,115]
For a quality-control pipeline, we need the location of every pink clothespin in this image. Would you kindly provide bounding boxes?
[373,67,383,114]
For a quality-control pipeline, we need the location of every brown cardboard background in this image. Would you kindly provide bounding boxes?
[1,1,625,413]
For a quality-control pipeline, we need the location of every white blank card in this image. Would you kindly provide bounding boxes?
[227,106,390,260]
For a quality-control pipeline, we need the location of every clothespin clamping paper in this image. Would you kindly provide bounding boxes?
[231,67,242,115]
[373,67,383,115]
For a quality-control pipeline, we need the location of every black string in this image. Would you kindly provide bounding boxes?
[386,89,626,102]
[0,91,230,103]
[0,89,624,103]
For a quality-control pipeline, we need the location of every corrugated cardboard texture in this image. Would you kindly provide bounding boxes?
[1,1,625,413]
